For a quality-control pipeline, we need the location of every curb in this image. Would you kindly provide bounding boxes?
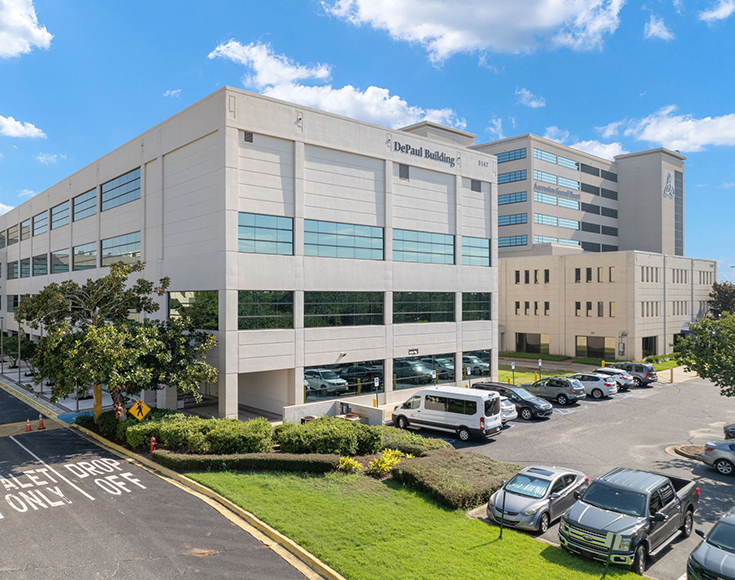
[669,444,703,460]
[0,379,62,419]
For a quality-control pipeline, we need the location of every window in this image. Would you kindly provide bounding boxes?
[73,189,97,221]
[575,301,581,316]
[243,131,254,143]
[101,231,141,266]
[238,291,293,330]
[534,301,539,316]
[534,270,539,284]
[32,212,48,236]
[582,241,601,252]
[0,231,5,249]
[393,292,454,324]
[534,191,557,205]
[72,242,97,271]
[305,220,383,260]
[7,261,18,279]
[498,235,527,247]
[581,202,600,214]
[601,207,618,219]
[581,183,600,195]
[575,268,581,283]
[586,301,592,317]
[516,332,550,354]
[51,201,70,229]
[601,188,618,200]
[498,191,527,205]
[534,213,558,226]
[515,270,520,284]
[602,225,618,236]
[7,224,19,245]
[598,267,603,282]
[497,148,527,163]
[515,301,520,315]
[20,258,30,278]
[498,213,527,226]
[304,292,384,327]
[470,179,482,192]
[7,295,19,313]
[533,148,557,164]
[675,171,683,256]
[168,291,219,330]
[398,164,409,180]
[32,254,47,276]
[544,269,550,283]
[534,235,558,244]
[609,302,616,317]
[558,197,580,210]
[101,167,141,211]
[580,163,599,176]
[598,302,604,317]
[498,170,527,184]
[524,270,530,284]
[524,301,530,315]
[51,249,70,274]
[559,218,580,230]
[238,213,294,255]
[558,156,579,170]
[393,229,454,264]
[462,236,490,266]
[559,238,580,246]
[586,268,592,282]
[581,222,600,233]
[20,219,30,241]
[463,292,491,321]
[601,169,618,183]
[558,176,580,190]
[534,169,557,184]
[544,301,550,316]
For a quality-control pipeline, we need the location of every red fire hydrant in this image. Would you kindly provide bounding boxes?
[149,437,157,453]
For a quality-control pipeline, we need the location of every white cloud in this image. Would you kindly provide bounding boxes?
[485,116,504,139]
[622,105,735,152]
[721,182,735,188]
[644,14,674,39]
[36,152,65,164]
[163,89,182,98]
[322,0,625,63]
[596,120,623,138]
[0,203,14,215]
[0,0,52,58]
[569,140,628,159]
[515,87,546,108]
[208,40,465,129]
[543,126,571,143]
[699,0,735,21]
[0,115,45,138]
[18,188,35,198]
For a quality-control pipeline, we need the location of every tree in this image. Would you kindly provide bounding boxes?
[14,261,219,417]
[674,312,735,397]
[709,281,735,319]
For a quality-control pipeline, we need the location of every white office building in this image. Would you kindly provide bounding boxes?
[0,87,499,419]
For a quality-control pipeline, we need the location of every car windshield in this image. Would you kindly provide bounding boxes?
[412,363,429,372]
[437,358,454,367]
[582,482,647,517]
[513,388,536,401]
[321,370,340,380]
[708,521,735,553]
[505,474,551,499]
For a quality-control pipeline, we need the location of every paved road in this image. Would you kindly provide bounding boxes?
[0,388,312,580]
[447,377,734,580]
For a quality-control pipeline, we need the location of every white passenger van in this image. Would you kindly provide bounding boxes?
[391,386,503,441]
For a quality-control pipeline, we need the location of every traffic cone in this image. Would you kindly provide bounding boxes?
[38,414,45,430]
[25,419,32,432]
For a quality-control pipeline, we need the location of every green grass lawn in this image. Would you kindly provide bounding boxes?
[498,365,573,385]
[188,471,637,580]
[652,360,680,371]
[499,352,572,362]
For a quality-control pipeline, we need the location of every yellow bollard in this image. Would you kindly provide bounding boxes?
[373,398,377,408]
[670,368,673,383]
[465,383,469,388]
[394,374,397,389]
[534,371,538,381]
[601,360,606,367]
[507,377,511,384]
[357,378,362,395]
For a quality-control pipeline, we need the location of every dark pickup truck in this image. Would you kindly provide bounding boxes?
[559,467,699,575]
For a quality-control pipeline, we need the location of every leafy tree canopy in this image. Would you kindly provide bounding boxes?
[709,281,735,319]
[674,312,735,397]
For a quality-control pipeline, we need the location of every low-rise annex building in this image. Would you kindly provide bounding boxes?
[0,87,499,419]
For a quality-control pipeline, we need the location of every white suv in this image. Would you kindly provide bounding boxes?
[567,373,617,399]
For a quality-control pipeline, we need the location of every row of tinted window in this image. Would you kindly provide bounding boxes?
[532,148,579,170]
[496,148,527,163]
[533,169,580,190]
[534,190,580,210]
[533,235,580,246]
[498,191,527,205]
[580,163,618,183]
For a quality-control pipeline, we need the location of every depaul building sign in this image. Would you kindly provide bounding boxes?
[394,141,456,168]
[533,182,581,200]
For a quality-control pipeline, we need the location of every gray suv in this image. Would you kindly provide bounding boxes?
[608,362,658,387]
[522,377,586,406]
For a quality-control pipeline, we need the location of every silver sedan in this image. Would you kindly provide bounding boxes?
[487,466,589,533]
[700,440,735,476]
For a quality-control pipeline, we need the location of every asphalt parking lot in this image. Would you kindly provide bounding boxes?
[438,377,733,580]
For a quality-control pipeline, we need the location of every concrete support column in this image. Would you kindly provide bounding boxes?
[490,347,499,382]
[218,288,240,419]
[292,367,304,405]
[157,385,177,410]
[455,351,464,386]
[383,357,393,405]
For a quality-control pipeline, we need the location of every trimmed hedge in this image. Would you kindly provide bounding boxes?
[152,449,339,473]
[84,407,180,444]
[392,448,521,510]
[374,425,452,456]
[644,354,675,364]
[275,417,381,456]
[74,413,96,431]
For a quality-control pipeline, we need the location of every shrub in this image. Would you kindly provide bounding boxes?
[205,417,273,454]
[152,449,340,473]
[96,410,119,439]
[338,456,363,473]
[392,448,521,510]
[277,417,382,456]
[366,449,412,477]
[375,425,453,456]
[74,413,96,431]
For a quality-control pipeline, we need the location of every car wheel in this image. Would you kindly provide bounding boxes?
[457,427,471,441]
[680,509,694,537]
[715,459,734,476]
[396,416,409,430]
[632,544,647,576]
[520,407,533,421]
[633,377,642,387]
[556,394,569,405]
[592,388,603,400]
[538,512,550,534]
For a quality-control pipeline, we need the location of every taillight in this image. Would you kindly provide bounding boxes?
[696,487,700,500]
[480,416,485,431]
[646,373,651,378]
[705,446,715,452]
[583,477,589,482]
[569,388,575,393]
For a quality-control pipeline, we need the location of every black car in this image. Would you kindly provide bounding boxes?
[688,506,735,580]
[725,424,735,440]
[338,365,381,390]
[472,382,554,420]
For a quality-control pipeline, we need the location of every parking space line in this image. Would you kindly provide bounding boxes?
[10,436,96,501]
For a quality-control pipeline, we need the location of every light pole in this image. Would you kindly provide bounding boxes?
[17,327,21,385]
[0,316,4,375]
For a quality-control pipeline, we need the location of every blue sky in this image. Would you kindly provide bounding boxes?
[1,0,734,278]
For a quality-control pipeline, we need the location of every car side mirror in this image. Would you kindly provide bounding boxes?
[550,493,560,500]
[695,529,705,538]
[651,512,667,522]
[573,490,581,499]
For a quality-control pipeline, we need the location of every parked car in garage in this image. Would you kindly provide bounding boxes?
[487,466,589,533]
[522,377,586,406]
[699,439,735,476]
[593,367,634,391]
[393,359,434,385]
[338,365,381,390]
[462,355,490,376]
[472,383,553,420]
[568,373,618,399]
[303,368,349,395]
[420,357,454,380]
[608,362,658,387]
[688,506,735,580]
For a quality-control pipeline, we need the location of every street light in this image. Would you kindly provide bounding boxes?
[0,316,4,375]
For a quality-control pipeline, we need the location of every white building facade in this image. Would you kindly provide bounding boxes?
[0,87,499,419]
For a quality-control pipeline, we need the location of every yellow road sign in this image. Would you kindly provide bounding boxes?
[129,399,151,421]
